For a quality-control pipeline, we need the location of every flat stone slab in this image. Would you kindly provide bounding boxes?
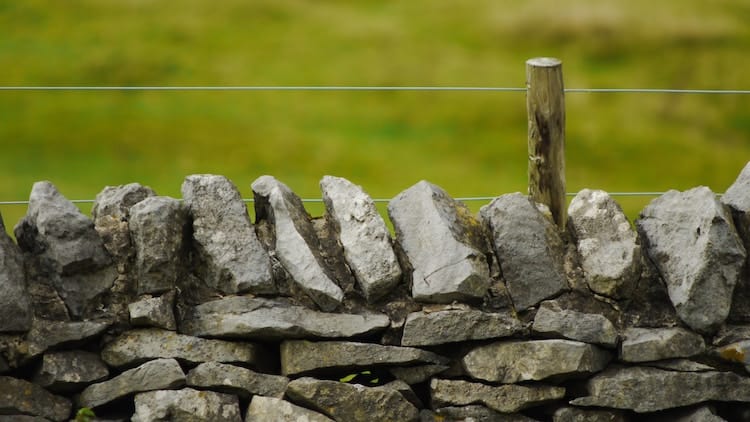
[424,406,539,422]
[553,407,627,422]
[246,396,334,422]
[26,318,110,358]
[132,388,241,422]
[401,309,523,346]
[187,361,289,399]
[388,364,449,385]
[0,376,72,422]
[32,350,109,393]
[532,300,618,348]
[430,378,565,414]
[620,327,705,362]
[462,339,611,383]
[101,328,259,368]
[179,296,389,340]
[280,340,448,376]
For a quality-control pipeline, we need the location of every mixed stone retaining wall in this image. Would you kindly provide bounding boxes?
[3,164,750,421]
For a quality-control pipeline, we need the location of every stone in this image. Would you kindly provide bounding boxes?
[128,196,187,294]
[246,396,334,422]
[280,340,448,376]
[430,378,565,413]
[0,376,72,422]
[101,328,259,368]
[388,181,491,303]
[644,359,716,372]
[32,350,109,393]
[78,358,185,409]
[423,406,539,422]
[132,388,241,422]
[636,187,745,333]
[480,193,568,310]
[462,339,611,383]
[0,213,32,332]
[620,327,705,362]
[553,407,627,422]
[671,406,727,422]
[25,318,110,358]
[187,362,288,399]
[401,309,523,346]
[722,163,750,322]
[532,300,618,348]
[182,174,274,295]
[286,377,419,422]
[128,291,177,330]
[252,175,344,310]
[320,175,402,302]
[715,340,750,371]
[568,189,640,298]
[571,366,750,413]
[14,182,116,319]
[388,364,449,385]
[179,296,389,340]
[92,183,157,222]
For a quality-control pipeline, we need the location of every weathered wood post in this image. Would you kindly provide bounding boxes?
[526,57,566,230]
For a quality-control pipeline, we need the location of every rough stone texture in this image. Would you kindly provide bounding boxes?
[568,189,641,299]
[532,300,618,348]
[252,175,344,310]
[636,187,746,333]
[78,358,185,409]
[187,362,288,399]
[129,196,187,295]
[553,407,627,422]
[128,291,177,330]
[389,364,449,385]
[280,340,447,376]
[723,163,750,323]
[286,377,419,422]
[388,181,491,303]
[571,366,750,413]
[480,193,568,310]
[32,350,109,393]
[423,406,538,422]
[101,328,258,368]
[25,318,110,359]
[645,359,716,372]
[401,309,523,346]
[715,340,750,371]
[92,183,157,223]
[131,388,241,422]
[245,396,334,422]
[14,181,115,319]
[320,175,402,302]
[0,376,72,422]
[620,327,706,363]
[182,174,274,295]
[0,213,32,332]
[430,378,565,413]
[672,406,727,422]
[179,296,389,340]
[462,339,611,383]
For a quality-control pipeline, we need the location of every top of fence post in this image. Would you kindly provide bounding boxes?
[526,57,566,230]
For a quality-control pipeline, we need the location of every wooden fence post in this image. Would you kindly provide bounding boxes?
[526,57,566,230]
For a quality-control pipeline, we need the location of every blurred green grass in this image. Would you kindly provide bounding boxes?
[1,0,749,234]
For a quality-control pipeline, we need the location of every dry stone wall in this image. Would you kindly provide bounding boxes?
[3,164,750,421]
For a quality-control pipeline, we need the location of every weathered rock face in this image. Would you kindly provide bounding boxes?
[320,175,402,302]
[423,406,538,422]
[620,327,706,362]
[568,189,641,299]
[286,377,419,422]
[722,163,750,323]
[0,213,32,332]
[637,187,746,333]
[401,309,523,346]
[0,376,72,421]
[388,181,491,303]
[246,396,334,422]
[128,291,177,330]
[187,362,288,399]
[532,300,618,348]
[252,175,344,310]
[182,174,274,296]
[132,388,242,422]
[92,183,157,223]
[480,193,568,310]
[32,350,109,393]
[25,318,110,359]
[430,378,565,414]
[553,407,627,422]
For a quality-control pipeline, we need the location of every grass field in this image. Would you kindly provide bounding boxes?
[2,1,749,234]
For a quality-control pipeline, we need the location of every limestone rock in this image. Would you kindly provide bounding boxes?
[389,364,449,385]
[645,359,716,372]
[132,388,241,422]
[252,175,344,310]
[128,291,177,330]
[423,406,539,422]
[180,296,389,340]
[101,328,259,368]
[0,213,31,332]
[430,378,565,413]
[320,175,402,302]
[553,407,627,422]
[32,350,109,393]
[0,376,72,422]
[92,183,157,222]
[280,340,447,376]
[187,362,288,399]
[246,396,334,422]
[462,339,611,383]
[401,309,523,346]
[722,162,750,322]
[532,300,618,348]
[636,187,745,333]
[182,174,274,295]
[671,406,727,422]
[129,197,187,294]
[388,181,490,303]
[286,377,419,422]
[25,318,110,358]
[480,193,568,310]
[571,366,750,413]
[568,189,640,298]
[715,340,750,371]
[78,358,185,409]
[620,327,705,362]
